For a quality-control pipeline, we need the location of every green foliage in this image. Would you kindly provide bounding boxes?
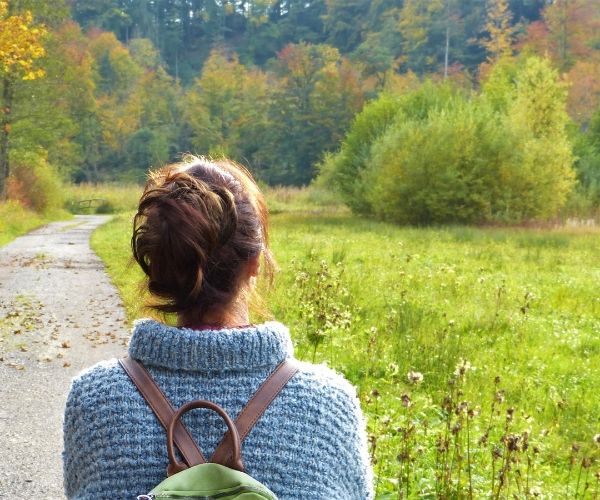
[318,93,403,213]
[262,43,364,185]
[323,57,575,224]
[365,97,514,224]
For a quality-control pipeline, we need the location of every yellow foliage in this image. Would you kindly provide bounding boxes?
[482,0,514,62]
[0,0,47,80]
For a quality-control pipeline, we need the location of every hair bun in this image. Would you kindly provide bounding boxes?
[132,158,273,322]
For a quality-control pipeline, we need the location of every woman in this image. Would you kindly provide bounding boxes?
[63,157,373,499]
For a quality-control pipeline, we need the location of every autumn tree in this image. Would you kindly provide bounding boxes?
[481,0,513,62]
[0,1,47,198]
[264,43,364,184]
[183,49,270,166]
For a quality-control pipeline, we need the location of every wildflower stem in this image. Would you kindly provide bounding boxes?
[467,412,473,499]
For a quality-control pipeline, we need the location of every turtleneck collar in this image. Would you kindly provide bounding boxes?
[128,319,295,372]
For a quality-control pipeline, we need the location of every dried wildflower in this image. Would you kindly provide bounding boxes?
[381,415,391,426]
[572,443,581,453]
[521,431,530,451]
[594,434,600,445]
[442,395,453,412]
[494,375,501,384]
[454,359,472,378]
[456,401,469,415]
[505,434,520,452]
[528,486,542,497]
[451,422,462,434]
[468,407,479,418]
[495,390,505,404]
[401,393,411,408]
[582,457,592,468]
[370,389,380,399]
[506,407,515,422]
[492,445,503,460]
[407,370,424,385]
[479,433,489,446]
[595,470,600,481]
[437,437,448,453]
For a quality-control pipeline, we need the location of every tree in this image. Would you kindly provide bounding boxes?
[264,43,364,184]
[11,21,96,179]
[481,0,514,62]
[0,1,47,198]
[184,49,270,167]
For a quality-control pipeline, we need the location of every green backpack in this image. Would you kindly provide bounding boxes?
[119,357,298,500]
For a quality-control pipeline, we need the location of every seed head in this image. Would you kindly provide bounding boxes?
[506,407,515,422]
[504,433,520,452]
[528,486,542,497]
[456,401,469,415]
[407,370,424,385]
[594,434,600,445]
[401,393,411,408]
[454,359,472,378]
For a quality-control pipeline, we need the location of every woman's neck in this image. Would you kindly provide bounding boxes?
[178,301,250,329]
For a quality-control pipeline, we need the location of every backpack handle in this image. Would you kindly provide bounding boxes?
[166,400,244,476]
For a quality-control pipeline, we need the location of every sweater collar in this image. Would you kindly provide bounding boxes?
[128,319,294,372]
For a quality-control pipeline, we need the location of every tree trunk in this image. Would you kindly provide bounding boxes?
[0,76,13,200]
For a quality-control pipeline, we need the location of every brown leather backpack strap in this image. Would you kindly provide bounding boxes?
[118,357,206,467]
[210,358,300,466]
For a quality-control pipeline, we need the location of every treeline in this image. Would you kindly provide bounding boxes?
[2,0,600,222]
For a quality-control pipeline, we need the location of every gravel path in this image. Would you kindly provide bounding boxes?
[0,215,129,499]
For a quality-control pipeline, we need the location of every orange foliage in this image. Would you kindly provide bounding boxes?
[565,61,600,124]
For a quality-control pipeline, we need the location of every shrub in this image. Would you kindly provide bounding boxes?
[7,152,64,213]
[321,57,576,225]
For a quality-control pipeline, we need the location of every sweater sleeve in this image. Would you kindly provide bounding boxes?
[299,364,374,500]
[63,361,116,499]
[63,374,88,498]
[330,379,374,499]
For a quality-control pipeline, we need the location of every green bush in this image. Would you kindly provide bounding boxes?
[321,57,576,225]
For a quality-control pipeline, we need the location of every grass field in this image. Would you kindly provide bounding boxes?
[0,201,70,247]
[92,196,600,498]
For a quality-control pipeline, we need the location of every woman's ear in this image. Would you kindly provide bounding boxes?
[247,253,260,278]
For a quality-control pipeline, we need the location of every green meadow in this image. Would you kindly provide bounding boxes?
[92,199,600,498]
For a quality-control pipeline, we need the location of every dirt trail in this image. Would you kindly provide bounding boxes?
[0,215,129,499]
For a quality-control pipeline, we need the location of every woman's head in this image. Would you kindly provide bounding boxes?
[132,156,274,325]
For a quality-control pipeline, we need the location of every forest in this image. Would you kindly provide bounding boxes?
[1,0,600,222]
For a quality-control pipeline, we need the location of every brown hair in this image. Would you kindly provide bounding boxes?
[132,156,274,324]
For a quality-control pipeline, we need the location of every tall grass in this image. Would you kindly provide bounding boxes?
[64,183,143,214]
[92,189,600,497]
[0,201,69,247]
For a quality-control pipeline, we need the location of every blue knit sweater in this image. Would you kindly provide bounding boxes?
[63,320,373,499]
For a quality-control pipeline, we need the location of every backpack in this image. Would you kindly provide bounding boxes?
[119,357,298,500]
